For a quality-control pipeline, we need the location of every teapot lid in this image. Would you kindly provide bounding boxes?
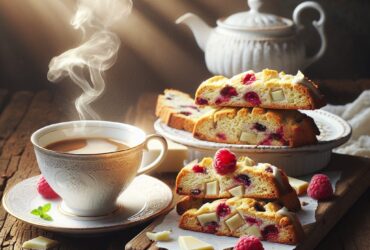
[219,0,293,31]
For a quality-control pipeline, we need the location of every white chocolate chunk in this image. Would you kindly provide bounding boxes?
[292,70,305,84]
[22,236,58,249]
[288,176,308,195]
[225,213,245,231]
[178,236,214,250]
[146,230,171,241]
[197,212,218,226]
[270,89,285,102]
[206,181,219,196]
[228,185,244,197]
[197,203,213,214]
[245,225,262,237]
[240,131,257,142]
[238,156,255,166]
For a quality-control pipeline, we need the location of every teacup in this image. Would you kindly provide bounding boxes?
[31,120,168,217]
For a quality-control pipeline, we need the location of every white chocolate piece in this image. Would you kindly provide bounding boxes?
[225,213,245,231]
[240,131,257,142]
[197,212,218,226]
[146,230,171,241]
[288,176,308,195]
[22,236,58,249]
[292,71,305,84]
[228,185,244,197]
[244,225,262,238]
[178,236,214,250]
[197,203,213,214]
[238,156,255,166]
[270,89,285,102]
[206,181,219,196]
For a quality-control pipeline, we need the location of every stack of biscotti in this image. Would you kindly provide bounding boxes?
[193,69,325,147]
[156,69,325,147]
[175,149,305,245]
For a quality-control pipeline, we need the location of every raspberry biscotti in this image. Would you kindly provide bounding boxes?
[179,197,304,244]
[156,89,214,132]
[176,149,301,211]
[193,107,319,147]
[195,69,326,110]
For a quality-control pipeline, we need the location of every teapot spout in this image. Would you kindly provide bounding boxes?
[176,13,212,51]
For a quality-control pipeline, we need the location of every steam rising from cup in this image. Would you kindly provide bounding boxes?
[47,0,133,120]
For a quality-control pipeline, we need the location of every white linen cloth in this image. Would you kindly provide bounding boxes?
[322,90,370,158]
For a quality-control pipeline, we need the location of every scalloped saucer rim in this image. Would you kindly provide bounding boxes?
[154,109,351,153]
[2,175,173,234]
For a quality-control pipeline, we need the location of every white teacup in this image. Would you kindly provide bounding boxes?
[31,120,168,217]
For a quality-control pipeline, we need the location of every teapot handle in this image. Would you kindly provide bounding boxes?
[293,1,326,69]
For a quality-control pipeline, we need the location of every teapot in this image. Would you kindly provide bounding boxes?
[176,0,326,77]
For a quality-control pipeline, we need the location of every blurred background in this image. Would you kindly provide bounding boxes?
[0,0,369,120]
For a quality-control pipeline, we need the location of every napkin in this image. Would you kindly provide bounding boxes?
[154,171,341,250]
[322,90,370,158]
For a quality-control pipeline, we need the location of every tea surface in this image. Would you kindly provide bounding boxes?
[46,137,129,154]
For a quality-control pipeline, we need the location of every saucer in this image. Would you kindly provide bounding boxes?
[2,175,173,234]
[154,110,351,176]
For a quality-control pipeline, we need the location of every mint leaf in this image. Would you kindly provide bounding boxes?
[40,214,53,221]
[42,203,51,213]
[31,209,40,216]
[31,203,53,221]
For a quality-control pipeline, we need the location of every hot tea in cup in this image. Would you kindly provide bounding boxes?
[31,120,168,217]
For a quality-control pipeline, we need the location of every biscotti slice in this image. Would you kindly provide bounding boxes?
[193,107,319,147]
[195,69,326,110]
[176,151,301,211]
[156,89,214,132]
[179,197,304,245]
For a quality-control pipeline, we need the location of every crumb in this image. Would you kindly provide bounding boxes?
[301,201,308,206]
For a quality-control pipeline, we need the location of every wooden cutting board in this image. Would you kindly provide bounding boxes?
[125,153,370,250]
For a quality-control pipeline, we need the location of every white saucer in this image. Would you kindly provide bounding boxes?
[154,110,351,176]
[2,175,173,234]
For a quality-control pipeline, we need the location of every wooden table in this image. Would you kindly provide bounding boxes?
[0,89,369,250]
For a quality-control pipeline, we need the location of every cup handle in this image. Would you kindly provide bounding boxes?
[136,134,168,175]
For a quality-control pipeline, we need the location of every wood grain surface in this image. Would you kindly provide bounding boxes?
[0,89,368,250]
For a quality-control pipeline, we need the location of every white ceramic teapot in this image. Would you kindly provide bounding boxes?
[176,0,326,77]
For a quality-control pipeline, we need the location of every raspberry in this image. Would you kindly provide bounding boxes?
[216,133,227,140]
[261,225,278,240]
[220,86,238,97]
[214,148,237,175]
[307,174,333,200]
[37,176,59,199]
[242,73,256,85]
[216,202,231,217]
[244,91,261,106]
[192,165,206,174]
[233,235,264,250]
[235,174,251,186]
[196,97,208,105]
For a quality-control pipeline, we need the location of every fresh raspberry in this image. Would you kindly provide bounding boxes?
[307,174,333,200]
[242,73,256,85]
[233,235,264,250]
[214,148,237,175]
[37,176,59,199]
[192,165,206,174]
[216,202,231,217]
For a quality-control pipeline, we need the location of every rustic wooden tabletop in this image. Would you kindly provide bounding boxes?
[0,88,369,250]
